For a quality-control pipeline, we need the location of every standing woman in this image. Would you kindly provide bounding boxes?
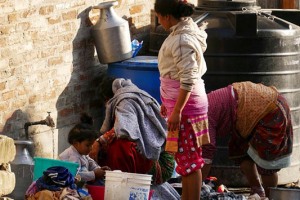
[154,0,210,199]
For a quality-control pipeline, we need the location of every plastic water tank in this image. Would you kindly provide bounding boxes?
[107,56,161,103]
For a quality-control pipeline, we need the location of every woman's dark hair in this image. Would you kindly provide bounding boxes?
[68,123,98,144]
[154,0,194,19]
[98,76,115,101]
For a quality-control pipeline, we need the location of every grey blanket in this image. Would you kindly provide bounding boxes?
[151,182,181,200]
[100,78,167,160]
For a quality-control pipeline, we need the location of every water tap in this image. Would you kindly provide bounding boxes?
[24,112,56,139]
[45,112,55,127]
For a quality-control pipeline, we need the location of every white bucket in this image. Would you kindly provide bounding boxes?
[104,170,152,200]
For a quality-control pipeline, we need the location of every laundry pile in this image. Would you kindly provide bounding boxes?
[25,166,91,200]
[201,182,247,200]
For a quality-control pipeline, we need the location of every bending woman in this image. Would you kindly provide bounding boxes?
[202,81,293,198]
[90,77,180,200]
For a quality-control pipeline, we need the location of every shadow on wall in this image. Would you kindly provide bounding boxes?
[1,109,29,140]
[55,7,107,154]
[1,109,35,158]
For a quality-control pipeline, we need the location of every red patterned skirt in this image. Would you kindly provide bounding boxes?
[229,94,293,169]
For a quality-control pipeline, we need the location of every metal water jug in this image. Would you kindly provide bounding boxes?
[92,1,132,64]
[9,140,34,200]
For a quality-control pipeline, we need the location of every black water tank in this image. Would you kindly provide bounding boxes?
[149,0,300,186]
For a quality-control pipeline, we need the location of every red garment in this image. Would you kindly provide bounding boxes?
[202,85,236,160]
[97,129,175,184]
[98,139,153,174]
[229,94,293,162]
[175,115,205,176]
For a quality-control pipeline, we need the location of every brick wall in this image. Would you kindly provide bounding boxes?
[0,0,154,157]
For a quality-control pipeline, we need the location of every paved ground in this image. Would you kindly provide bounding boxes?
[169,177,300,199]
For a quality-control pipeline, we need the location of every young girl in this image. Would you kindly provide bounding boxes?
[59,115,111,185]
[154,0,210,199]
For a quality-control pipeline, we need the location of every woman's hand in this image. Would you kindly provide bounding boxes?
[89,141,100,162]
[160,104,167,118]
[168,110,181,131]
[167,88,191,131]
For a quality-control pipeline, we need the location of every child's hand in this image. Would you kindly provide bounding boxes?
[94,168,106,179]
[101,166,111,171]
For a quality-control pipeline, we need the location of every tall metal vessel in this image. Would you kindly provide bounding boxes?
[92,1,132,64]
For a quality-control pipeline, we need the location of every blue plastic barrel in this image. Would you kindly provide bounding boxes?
[107,56,161,103]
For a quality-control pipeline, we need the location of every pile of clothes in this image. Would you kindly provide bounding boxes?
[201,182,247,200]
[25,166,91,200]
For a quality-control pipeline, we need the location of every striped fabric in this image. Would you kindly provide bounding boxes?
[189,114,210,147]
[165,130,179,153]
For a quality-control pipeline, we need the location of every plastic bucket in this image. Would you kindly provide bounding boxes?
[104,170,152,200]
[87,185,105,200]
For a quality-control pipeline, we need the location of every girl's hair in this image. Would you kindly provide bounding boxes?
[154,0,194,19]
[99,76,115,101]
[80,112,93,125]
[68,113,98,144]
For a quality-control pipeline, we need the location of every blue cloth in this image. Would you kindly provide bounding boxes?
[36,166,76,191]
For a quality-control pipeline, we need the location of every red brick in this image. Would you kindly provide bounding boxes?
[59,108,74,117]
[16,22,30,31]
[8,13,18,22]
[129,5,143,15]
[0,82,6,91]
[12,99,27,108]
[22,9,37,18]
[39,5,54,15]
[29,94,40,104]
[48,57,63,66]
[2,90,14,101]
[62,10,77,21]
[48,15,62,25]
